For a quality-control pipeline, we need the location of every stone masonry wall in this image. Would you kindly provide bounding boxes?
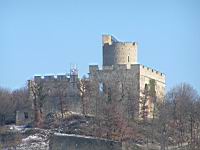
[49,133,122,150]
[28,75,81,116]
[89,64,140,118]
[139,64,166,118]
[89,63,166,119]
[103,35,137,68]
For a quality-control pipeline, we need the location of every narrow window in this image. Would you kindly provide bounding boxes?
[128,56,130,62]
[24,112,28,119]
[145,84,148,91]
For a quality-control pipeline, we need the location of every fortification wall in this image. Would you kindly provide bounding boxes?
[139,65,165,83]
[49,133,122,150]
[89,64,165,119]
[139,65,165,118]
[28,74,81,116]
[34,75,69,82]
[139,65,165,95]
[89,64,140,87]
[89,64,140,118]
[139,65,165,97]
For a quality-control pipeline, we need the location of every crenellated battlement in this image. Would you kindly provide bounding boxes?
[34,76,42,81]
[57,75,68,80]
[89,63,165,83]
[33,74,69,82]
[90,64,128,72]
[90,64,165,77]
[44,75,55,80]
[140,65,165,77]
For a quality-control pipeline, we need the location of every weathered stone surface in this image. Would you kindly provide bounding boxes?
[28,74,81,116]
[103,35,137,68]
[49,133,122,150]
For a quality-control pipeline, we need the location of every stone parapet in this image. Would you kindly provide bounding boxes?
[33,75,68,82]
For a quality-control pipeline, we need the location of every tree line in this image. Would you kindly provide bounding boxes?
[0,87,30,125]
[0,78,199,149]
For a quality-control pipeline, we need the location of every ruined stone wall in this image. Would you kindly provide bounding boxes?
[103,35,137,68]
[89,64,166,119]
[16,110,33,125]
[49,133,122,150]
[89,64,140,118]
[139,64,165,99]
[139,65,166,118]
[28,75,81,116]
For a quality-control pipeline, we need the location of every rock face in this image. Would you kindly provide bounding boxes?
[49,133,122,150]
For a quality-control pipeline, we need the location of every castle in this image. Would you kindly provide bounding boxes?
[16,34,165,124]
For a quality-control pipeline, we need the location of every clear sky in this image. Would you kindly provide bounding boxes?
[0,0,200,93]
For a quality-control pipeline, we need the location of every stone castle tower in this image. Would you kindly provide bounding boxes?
[89,34,166,119]
[103,35,137,68]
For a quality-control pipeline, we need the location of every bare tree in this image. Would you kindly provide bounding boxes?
[90,70,137,142]
[148,79,157,143]
[29,81,47,127]
[158,99,170,150]
[77,76,91,115]
[140,83,149,122]
[93,100,134,142]
[0,87,14,125]
[52,83,68,119]
[12,87,30,112]
[160,83,199,149]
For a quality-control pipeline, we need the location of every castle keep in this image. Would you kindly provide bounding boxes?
[103,35,137,68]
[89,35,165,118]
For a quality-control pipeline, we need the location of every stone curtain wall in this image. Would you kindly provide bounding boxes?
[89,64,166,119]
[28,75,81,116]
[49,133,122,150]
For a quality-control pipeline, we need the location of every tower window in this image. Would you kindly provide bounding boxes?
[128,56,130,62]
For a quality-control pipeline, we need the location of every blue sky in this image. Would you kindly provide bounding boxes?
[0,0,200,93]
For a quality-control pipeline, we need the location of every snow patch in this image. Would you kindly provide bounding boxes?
[54,133,117,142]
[22,135,43,143]
[9,125,25,131]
